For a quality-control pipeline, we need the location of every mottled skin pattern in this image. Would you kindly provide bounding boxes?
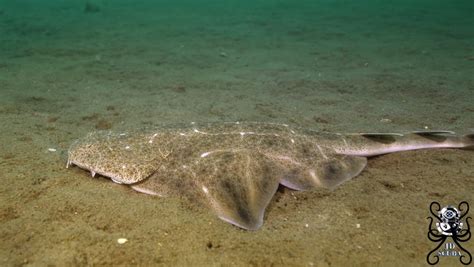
[67,122,473,230]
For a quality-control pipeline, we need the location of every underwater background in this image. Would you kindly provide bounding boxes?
[0,0,473,266]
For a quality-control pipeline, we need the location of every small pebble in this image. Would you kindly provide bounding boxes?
[117,238,128,244]
[48,148,57,152]
[356,223,361,228]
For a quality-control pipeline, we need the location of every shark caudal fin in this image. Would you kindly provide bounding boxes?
[337,131,473,157]
[462,133,474,150]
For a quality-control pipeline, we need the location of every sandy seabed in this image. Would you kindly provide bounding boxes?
[0,0,473,266]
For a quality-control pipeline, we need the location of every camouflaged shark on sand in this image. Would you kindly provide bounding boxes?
[67,122,474,230]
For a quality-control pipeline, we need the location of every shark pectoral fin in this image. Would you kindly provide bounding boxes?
[198,150,280,230]
[280,154,367,191]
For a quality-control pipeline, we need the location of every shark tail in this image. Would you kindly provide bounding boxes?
[339,131,473,157]
[462,133,474,150]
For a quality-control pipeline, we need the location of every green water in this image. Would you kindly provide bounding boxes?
[0,1,472,266]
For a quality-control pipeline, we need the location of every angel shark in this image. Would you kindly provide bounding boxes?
[67,122,473,230]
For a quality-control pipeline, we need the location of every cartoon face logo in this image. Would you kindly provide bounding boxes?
[436,206,463,236]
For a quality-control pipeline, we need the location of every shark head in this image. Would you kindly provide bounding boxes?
[67,131,157,184]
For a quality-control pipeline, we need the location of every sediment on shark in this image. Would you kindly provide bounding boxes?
[67,122,474,230]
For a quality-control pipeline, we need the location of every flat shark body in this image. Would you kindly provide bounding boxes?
[67,122,473,230]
